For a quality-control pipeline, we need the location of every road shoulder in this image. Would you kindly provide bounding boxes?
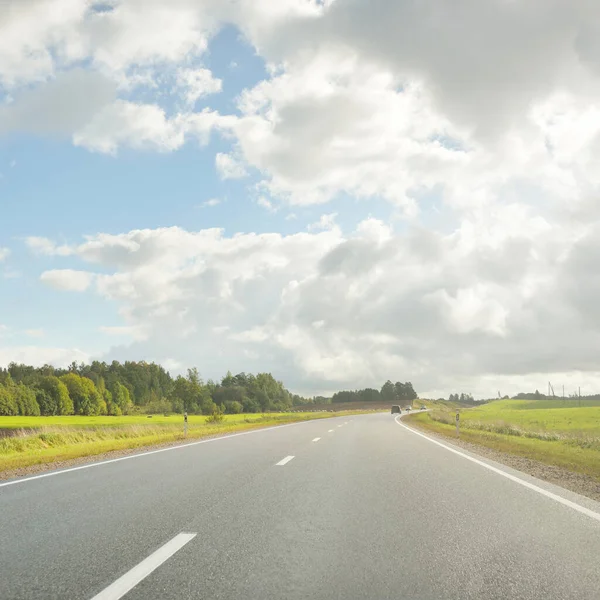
[403,413,600,503]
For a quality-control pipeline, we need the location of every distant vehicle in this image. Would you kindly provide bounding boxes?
[420,405,426,410]
[391,405,401,414]
[405,406,411,412]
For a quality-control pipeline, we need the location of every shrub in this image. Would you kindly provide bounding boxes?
[224,400,243,414]
[242,397,261,413]
[206,404,224,424]
[144,398,173,415]
[201,401,217,416]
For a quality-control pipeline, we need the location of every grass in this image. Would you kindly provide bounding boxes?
[0,413,277,430]
[0,410,376,473]
[405,399,600,481]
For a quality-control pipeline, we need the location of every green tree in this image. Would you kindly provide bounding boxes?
[359,388,380,402]
[13,384,40,416]
[37,376,73,415]
[381,380,397,403]
[169,370,212,414]
[242,397,261,413]
[0,384,17,415]
[401,382,417,401]
[111,382,132,415]
[224,400,243,414]
[60,373,102,415]
[332,390,359,403]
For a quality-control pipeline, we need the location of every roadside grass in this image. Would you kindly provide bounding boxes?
[0,413,282,431]
[0,410,378,473]
[405,401,600,481]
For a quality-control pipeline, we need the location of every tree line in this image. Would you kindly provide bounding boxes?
[331,380,417,404]
[0,361,308,417]
[448,393,475,403]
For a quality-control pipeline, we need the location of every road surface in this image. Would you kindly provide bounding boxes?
[1,412,599,599]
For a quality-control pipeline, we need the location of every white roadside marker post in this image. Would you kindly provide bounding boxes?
[184,411,188,438]
[456,412,460,437]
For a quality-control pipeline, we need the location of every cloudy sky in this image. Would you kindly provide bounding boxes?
[2,0,600,398]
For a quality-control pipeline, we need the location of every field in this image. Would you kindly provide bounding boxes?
[0,413,288,431]
[406,399,600,480]
[0,411,365,474]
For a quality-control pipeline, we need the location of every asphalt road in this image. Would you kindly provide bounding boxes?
[1,412,600,600]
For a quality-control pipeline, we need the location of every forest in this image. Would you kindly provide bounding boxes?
[0,361,307,417]
[331,380,417,404]
[0,361,419,417]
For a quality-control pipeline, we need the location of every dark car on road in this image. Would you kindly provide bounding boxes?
[391,405,401,414]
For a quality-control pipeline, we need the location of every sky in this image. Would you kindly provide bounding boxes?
[2,0,600,399]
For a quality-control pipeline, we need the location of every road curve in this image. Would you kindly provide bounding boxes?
[1,412,599,599]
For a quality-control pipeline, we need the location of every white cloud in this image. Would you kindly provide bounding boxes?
[0,248,10,262]
[231,53,465,210]
[29,215,597,398]
[308,213,337,231]
[87,0,213,76]
[176,67,222,106]
[0,69,116,136]
[72,102,233,154]
[99,325,148,341]
[0,346,90,369]
[73,100,186,154]
[26,237,72,256]
[215,152,247,180]
[25,329,45,338]
[201,198,222,208]
[257,197,277,212]
[40,269,95,292]
[0,0,88,87]
[162,357,182,372]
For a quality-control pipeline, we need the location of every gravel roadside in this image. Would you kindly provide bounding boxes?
[405,416,600,503]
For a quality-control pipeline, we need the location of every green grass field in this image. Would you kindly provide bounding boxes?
[0,413,282,430]
[456,399,600,435]
[406,399,600,480]
[0,410,377,474]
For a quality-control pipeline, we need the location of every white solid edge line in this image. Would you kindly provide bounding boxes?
[90,533,196,600]
[312,437,321,442]
[276,455,295,466]
[0,418,327,489]
[394,416,600,524]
